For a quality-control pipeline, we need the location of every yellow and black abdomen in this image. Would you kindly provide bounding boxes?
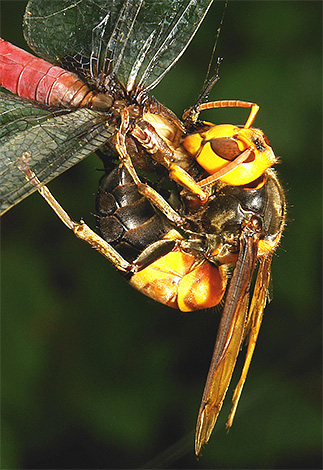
[96,165,227,312]
[96,165,171,264]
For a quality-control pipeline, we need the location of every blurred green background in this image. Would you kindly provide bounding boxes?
[1,1,321,468]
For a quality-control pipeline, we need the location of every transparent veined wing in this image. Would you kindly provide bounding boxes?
[0,92,114,214]
[23,0,214,91]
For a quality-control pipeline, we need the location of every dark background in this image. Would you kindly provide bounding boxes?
[1,1,321,469]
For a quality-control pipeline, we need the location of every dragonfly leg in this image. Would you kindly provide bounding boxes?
[17,152,134,273]
[132,119,209,202]
[115,110,190,230]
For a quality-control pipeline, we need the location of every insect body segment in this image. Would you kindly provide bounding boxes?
[0,39,111,110]
[182,100,277,188]
[183,123,276,186]
[131,248,227,312]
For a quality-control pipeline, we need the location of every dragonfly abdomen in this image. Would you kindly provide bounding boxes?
[0,39,111,110]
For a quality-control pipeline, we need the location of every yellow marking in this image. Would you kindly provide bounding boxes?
[168,163,208,202]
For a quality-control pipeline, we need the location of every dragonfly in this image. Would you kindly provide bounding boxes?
[0,0,285,456]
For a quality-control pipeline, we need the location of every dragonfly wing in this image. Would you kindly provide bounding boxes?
[23,0,214,91]
[107,0,215,91]
[0,92,113,214]
[23,0,115,79]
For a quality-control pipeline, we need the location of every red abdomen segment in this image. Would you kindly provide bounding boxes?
[0,38,93,108]
[130,249,227,312]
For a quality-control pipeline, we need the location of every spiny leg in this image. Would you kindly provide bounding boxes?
[131,118,209,203]
[17,152,134,273]
[115,108,192,229]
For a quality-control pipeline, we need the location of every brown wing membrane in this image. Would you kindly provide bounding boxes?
[195,223,260,456]
[226,252,273,429]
